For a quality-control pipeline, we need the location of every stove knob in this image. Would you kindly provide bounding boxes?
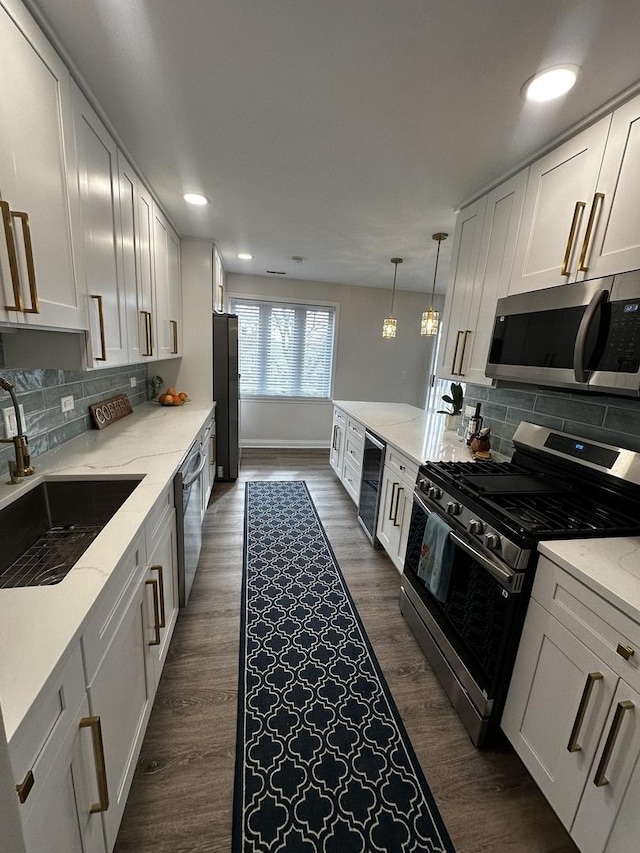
[485,532,501,551]
[420,479,431,494]
[428,486,443,500]
[469,519,484,536]
[446,501,462,516]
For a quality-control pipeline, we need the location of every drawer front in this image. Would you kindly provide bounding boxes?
[386,446,418,488]
[334,407,347,427]
[344,435,364,472]
[82,533,146,683]
[346,417,365,445]
[145,482,175,552]
[10,643,86,789]
[342,457,361,505]
[533,556,640,691]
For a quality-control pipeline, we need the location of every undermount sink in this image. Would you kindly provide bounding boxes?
[0,478,142,588]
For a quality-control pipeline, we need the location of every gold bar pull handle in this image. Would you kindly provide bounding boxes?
[458,330,472,376]
[151,565,166,628]
[146,578,161,645]
[141,311,152,356]
[90,295,107,361]
[450,330,464,375]
[594,700,634,786]
[79,715,109,813]
[617,643,635,661]
[15,769,35,804]
[170,319,178,354]
[388,482,398,521]
[567,672,603,753]
[331,425,338,451]
[1,200,24,312]
[560,200,586,276]
[393,485,403,527]
[577,192,605,273]
[11,211,39,313]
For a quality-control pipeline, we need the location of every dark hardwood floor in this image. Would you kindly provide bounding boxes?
[114,450,578,853]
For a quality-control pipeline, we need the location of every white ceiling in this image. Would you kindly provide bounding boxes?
[26,0,640,292]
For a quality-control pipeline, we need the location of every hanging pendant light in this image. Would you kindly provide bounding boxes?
[382,257,403,339]
[421,232,448,336]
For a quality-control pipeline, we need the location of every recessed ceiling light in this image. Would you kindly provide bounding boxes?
[237,253,253,260]
[183,193,209,206]
[523,65,580,102]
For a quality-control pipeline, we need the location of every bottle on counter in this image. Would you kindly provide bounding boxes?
[465,403,483,446]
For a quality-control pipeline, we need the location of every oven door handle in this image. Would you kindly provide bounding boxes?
[449,532,514,586]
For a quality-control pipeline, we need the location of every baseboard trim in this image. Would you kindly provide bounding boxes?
[240,439,329,450]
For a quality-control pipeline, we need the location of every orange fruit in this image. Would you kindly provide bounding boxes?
[166,386,176,396]
[164,394,174,404]
[158,393,166,403]
[178,392,188,401]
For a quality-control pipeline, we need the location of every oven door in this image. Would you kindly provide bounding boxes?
[400,489,531,744]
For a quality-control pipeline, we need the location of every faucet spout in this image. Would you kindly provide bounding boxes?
[0,376,35,483]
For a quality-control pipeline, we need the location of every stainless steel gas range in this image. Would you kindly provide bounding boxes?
[400,421,640,747]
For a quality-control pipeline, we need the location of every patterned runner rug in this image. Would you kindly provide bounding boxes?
[233,480,455,853]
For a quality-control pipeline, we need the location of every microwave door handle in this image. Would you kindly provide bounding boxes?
[574,289,608,383]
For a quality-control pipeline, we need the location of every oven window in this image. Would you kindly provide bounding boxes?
[404,500,520,696]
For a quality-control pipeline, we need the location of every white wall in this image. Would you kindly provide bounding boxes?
[227,272,442,447]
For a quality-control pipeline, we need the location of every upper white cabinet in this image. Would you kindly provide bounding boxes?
[0,0,86,331]
[437,169,526,385]
[575,93,640,280]
[153,205,182,359]
[73,85,128,368]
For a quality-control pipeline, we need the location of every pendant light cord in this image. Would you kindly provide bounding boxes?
[430,238,441,308]
[390,262,398,315]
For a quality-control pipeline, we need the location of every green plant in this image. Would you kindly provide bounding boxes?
[437,382,463,416]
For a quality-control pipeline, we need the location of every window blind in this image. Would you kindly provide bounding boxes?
[229,298,336,398]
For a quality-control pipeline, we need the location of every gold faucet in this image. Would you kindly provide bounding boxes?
[0,377,35,484]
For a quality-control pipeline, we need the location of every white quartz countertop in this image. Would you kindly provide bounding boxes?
[0,401,214,742]
[332,400,493,465]
[539,537,640,624]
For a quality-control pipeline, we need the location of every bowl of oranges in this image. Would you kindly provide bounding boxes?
[158,387,190,406]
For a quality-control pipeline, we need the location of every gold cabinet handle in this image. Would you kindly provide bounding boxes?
[141,310,153,356]
[79,715,109,813]
[393,485,403,527]
[577,192,605,273]
[11,211,39,313]
[1,200,23,312]
[451,330,464,375]
[332,424,338,451]
[170,319,178,354]
[567,672,603,753]
[90,295,107,361]
[593,700,635,787]
[458,330,472,376]
[146,578,161,645]
[616,643,635,661]
[389,482,398,521]
[560,200,586,276]
[151,565,166,628]
[15,769,35,804]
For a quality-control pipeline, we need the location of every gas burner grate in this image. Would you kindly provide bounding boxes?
[0,526,103,589]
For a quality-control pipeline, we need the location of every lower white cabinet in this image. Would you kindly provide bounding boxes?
[377,447,418,572]
[329,408,365,506]
[329,407,346,477]
[502,555,640,853]
[145,510,179,685]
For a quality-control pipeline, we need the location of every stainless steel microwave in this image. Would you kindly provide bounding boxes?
[486,269,640,396]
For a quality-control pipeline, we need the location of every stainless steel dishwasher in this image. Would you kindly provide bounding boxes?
[357,431,386,546]
[174,437,208,606]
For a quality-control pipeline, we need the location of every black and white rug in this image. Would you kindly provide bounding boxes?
[233,480,455,853]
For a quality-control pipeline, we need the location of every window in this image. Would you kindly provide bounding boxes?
[229,297,336,398]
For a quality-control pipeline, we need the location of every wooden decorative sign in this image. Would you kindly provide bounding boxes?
[89,394,133,430]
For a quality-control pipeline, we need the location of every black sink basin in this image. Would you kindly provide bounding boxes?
[0,478,142,588]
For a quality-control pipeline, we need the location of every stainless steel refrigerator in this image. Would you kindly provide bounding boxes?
[212,313,240,480]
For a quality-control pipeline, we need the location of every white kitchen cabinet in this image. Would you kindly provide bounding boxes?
[341,416,365,506]
[502,555,640,853]
[119,153,156,363]
[201,413,216,513]
[0,0,86,331]
[575,93,640,280]
[145,509,179,685]
[329,406,346,477]
[508,116,611,294]
[153,204,182,359]
[73,84,128,368]
[377,447,418,573]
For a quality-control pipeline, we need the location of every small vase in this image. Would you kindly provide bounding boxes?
[445,413,460,431]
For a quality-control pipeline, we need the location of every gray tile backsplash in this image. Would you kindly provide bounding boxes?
[0,363,151,472]
[464,382,640,457]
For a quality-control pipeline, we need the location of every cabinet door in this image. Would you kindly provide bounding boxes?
[396,485,413,573]
[0,0,85,330]
[572,679,640,853]
[579,94,640,280]
[86,578,153,850]
[436,196,486,381]
[146,510,179,686]
[501,599,616,830]
[463,170,527,385]
[329,408,346,476]
[153,205,181,359]
[119,154,155,363]
[508,116,611,294]
[21,697,105,853]
[377,466,402,561]
[73,86,128,367]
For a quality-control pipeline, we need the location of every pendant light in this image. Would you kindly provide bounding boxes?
[421,232,448,336]
[382,258,403,339]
